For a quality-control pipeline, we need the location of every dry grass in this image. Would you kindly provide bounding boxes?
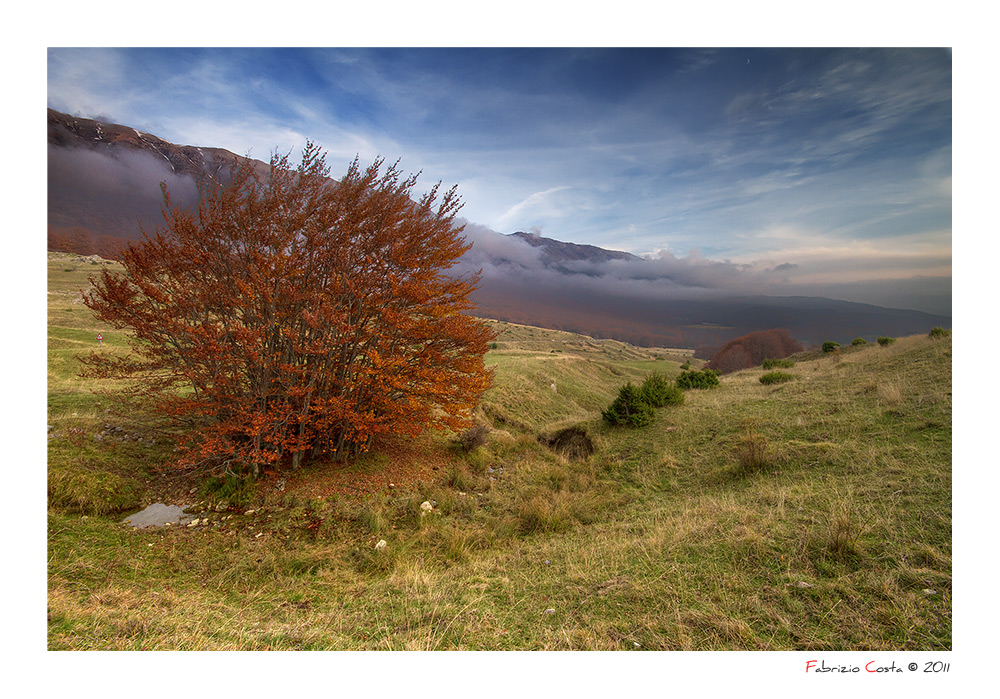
[47,256,951,650]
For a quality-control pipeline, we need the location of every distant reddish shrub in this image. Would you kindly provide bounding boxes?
[48,226,128,261]
[95,235,127,260]
[708,329,803,374]
[694,345,721,361]
[711,344,753,374]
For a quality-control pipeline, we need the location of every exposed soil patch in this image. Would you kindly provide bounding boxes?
[257,434,455,500]
[138,434,456,507]
[542,426,595,461]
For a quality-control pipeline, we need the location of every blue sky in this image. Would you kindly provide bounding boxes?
[47,46,952,313]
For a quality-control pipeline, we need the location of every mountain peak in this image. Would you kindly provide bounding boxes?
[509,231,639,265]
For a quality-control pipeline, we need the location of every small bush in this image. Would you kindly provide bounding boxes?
[680,360,691,370]
[762,358,794,369]
[490,342,499,350]
[877,336,896,347]
[707,328,803,373]
[759,371,795,385]
[457,424,489,452]
[822,341,841,353]
[675,369,720,390]
[851,337,868,346]
[602,382,655,427]
[928,327,950,339]
[641,372,685,407]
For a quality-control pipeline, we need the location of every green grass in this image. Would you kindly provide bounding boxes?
[46,253,952,650]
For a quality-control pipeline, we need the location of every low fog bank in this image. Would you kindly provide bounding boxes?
[49,145,203,237]
[455,221,952,317]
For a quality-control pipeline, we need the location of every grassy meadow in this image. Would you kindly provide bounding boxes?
[46,252,951,650]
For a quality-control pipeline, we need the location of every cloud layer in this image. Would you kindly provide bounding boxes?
[456,222,951,315]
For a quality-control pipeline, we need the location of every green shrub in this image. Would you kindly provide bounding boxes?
[762,358,794,369]
[490,342,498,350]
[928,327,950,339]
[641,372,685,407]
[877,336,896,347]
[680,360,691,370]
[760,371,795,385]
[602,382,655,427]
[851,337,868,346]
[822,341,841,353]
[675,369,720,390]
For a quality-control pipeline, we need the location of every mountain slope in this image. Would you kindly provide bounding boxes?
[47,108,951,349]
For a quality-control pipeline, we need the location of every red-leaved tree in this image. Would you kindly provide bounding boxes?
[708,328,803,374]
[81,144,495,475]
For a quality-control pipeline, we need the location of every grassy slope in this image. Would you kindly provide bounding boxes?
[47,253,951,650]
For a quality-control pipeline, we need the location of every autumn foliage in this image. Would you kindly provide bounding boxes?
[707,329,803,374]
[81,145,495,475]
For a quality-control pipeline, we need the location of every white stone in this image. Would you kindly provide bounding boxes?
[375,539,387,551]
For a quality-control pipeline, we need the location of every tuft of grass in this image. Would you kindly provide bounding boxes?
[731,421,777,475]
[200,473,256,509]
[48,463,143,515]
[876,381,904,407]
[823,502,870,560]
